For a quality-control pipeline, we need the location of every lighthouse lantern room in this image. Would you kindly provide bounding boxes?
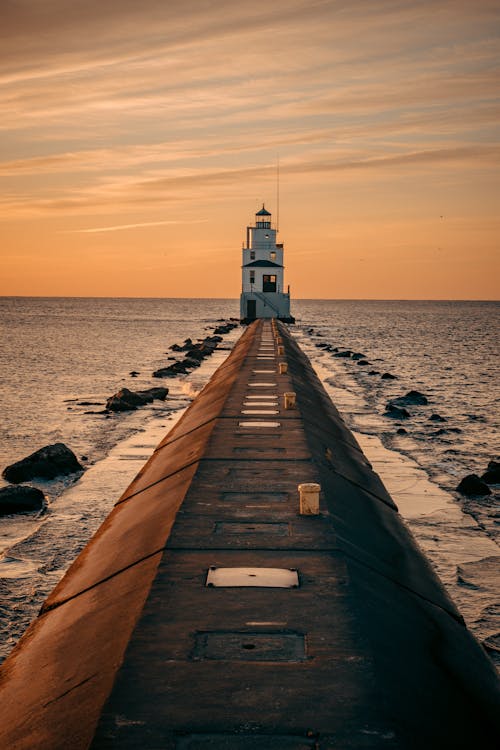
[240,204,294,322]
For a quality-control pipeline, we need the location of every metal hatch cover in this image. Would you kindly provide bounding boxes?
[206,567,299,588]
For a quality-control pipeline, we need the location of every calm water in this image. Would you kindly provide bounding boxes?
[0,298,498,663]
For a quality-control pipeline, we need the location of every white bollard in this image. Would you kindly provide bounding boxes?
[284,391,296,409]
[298,483,321,515]
[279,362,288,374]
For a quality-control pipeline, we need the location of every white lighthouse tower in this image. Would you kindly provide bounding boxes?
[240,204,294,322]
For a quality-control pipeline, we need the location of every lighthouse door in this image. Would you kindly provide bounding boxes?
[246,299,256,320]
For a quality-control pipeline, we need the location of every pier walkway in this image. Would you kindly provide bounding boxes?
[0,321,499,749]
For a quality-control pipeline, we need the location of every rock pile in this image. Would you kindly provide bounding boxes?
[153,322,238,379]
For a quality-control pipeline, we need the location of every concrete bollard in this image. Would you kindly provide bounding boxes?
[277,345,284,356]
[279,362,288,374]
[298,483,321,515]
[284,391,296,409]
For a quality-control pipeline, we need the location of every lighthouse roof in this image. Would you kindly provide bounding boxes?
[244,259,281,268]
[256,204,271,216]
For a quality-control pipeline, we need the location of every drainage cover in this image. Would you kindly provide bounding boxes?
[192,631,305,661]
[206,567,299,588]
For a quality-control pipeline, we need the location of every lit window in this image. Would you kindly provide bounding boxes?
[270,251,276,261]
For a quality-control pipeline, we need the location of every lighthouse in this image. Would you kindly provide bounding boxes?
[240,204,294,322]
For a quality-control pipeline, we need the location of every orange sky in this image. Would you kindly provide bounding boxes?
[1,0,499,299]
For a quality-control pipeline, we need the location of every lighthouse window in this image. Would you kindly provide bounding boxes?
[270,251,276,261]
[250,271,255,284]
[250,251,255,260]
[262,275,277,292]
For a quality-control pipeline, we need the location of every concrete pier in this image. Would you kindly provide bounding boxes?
[0,321,499,749]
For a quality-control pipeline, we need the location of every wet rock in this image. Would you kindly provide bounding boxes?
[391,390,428,407]
[357,360,369,366]
[334,350,352,358]
[429,413,446,422]
[213,322,238,335]
[397,428,408,435]
[481,459,500,484]
[456,474,491,497]
[0,485,45,515]
[153,361,191,377]
[381,372,397,380]
[384,404,411,419]
[3,443,83,483]
[352,353,367,360]
[106,387,168,411]
[170,338,193,352]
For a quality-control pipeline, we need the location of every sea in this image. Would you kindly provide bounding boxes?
[0,298,498,666]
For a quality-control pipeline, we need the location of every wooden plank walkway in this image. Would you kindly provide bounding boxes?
[0,320,499,749]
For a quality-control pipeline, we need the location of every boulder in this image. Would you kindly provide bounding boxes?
[384,404,411,419]
[334,350,352,358]
[129,371,140,377]
[3,443,83,483]
[352,353,367,360]
[0,485,45,515]
[429,413,446,422]
[106,387,168,411]
[368,370,380,376]
[357,360,369,366]
[481,459,500,484]
[456,474,491,497]
[381,372,397,380]
[397,428,408,435]
[391,390,428,406]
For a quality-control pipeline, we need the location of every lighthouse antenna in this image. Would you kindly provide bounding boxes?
[276,155,280,233]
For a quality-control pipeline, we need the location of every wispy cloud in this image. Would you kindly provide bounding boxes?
[63,219,207,233]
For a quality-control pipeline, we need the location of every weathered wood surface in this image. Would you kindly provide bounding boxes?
[0,320,498,749]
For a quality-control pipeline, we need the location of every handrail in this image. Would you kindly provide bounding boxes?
[253,289,281,315]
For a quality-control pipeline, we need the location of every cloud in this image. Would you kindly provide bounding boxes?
[64,218,208,233]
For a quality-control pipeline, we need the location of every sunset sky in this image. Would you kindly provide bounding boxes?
[1,0,499,299]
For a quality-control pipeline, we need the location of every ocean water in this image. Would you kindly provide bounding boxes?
[0,298,498,666]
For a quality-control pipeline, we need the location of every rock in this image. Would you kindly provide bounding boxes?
[0,485,45,515]
[334,350,352,358]
[2,443,83,483]
[481,459,500,484]
[384,404,411,419]
[129,371,140,377]
[429,413,446,422]
[81,455,88,461]
[368,370,380,376]
[77,401,102,406]
[139,387,168,402]
[351,353,367,360]
[106,387,168,410]
[456,474,491,497]
[153,360,191,378]
[391,390,428,406]
[381,372,397,380]
[397,428,407,435]
[357,360,369,366]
